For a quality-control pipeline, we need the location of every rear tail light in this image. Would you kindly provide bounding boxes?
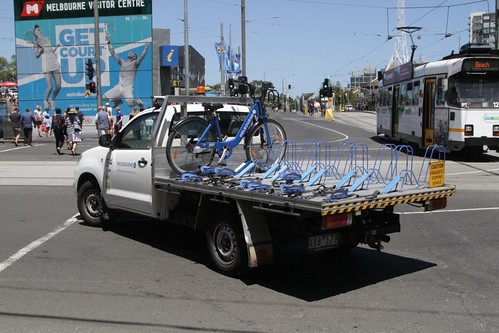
[493,125,499,136]
[464,124,473,136]
[424,197,447,211]
[323,213,352,229]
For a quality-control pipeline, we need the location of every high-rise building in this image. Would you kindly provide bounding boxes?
[470,12,496,48]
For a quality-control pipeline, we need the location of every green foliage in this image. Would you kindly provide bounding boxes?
[0,55,17,83]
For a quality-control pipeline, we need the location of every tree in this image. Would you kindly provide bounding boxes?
[0,55,17,83]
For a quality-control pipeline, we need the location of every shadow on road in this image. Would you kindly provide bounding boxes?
[90,216,436,302]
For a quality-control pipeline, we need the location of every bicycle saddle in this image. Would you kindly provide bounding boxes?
[202,103,224,112]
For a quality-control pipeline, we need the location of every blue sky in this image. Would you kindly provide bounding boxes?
[0,0,493,96]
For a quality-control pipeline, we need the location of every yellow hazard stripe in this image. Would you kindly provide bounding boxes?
[322,188,455,216]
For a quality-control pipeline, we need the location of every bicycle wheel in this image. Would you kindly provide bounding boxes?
[166,117,217,174]
[245,119,287,170]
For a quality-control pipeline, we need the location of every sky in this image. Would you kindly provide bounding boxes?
[0,0,493,97]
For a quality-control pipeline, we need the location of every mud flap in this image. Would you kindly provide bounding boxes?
[235,200,274,268]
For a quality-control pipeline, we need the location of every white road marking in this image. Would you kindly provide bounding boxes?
[447,168,499,176]
[398,207,499,215]
[290,119,349,142]
[0,215,78,273]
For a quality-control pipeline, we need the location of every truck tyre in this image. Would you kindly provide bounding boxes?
[205,214,248,277]
[77,180,106,227]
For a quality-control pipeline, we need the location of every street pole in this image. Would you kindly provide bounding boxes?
[184,0,190,96]
[93,0,102,107]
[241,0,246,77]
[220,23,225,95]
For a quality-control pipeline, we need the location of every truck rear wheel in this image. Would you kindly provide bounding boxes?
[77,180,106,227]
[205,214,248,277]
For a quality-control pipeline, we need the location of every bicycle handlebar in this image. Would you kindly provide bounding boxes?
[232,78,280,107]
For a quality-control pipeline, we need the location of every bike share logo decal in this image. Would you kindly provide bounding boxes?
[239,109,257,139]
[484,114,499,122]
[116,161,137,169]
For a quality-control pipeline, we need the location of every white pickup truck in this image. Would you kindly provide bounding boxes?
[74,95,456,276]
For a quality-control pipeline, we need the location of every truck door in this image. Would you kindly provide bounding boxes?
[423,78,436,147]
[104,112,158,215]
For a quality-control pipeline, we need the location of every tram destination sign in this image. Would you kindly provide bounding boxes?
[462,58,499,72]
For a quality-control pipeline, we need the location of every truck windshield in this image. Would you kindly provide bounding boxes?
[447,73,499,108]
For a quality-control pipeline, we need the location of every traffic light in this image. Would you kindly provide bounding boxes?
[322,78,329,89]
[319,88,325,98]
[85,59,94,80]
[228,78,234,90]
[89,81,96,93]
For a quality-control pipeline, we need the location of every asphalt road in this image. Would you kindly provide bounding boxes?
[0,111,498,332]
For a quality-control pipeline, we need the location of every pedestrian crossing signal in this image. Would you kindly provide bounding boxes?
[89,82,96,93]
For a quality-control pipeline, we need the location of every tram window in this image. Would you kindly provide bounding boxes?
[406,82,414,105]
[447,79,460,107]
[400,83,409,106]
[436,78,446,105]
[413,81,421,105]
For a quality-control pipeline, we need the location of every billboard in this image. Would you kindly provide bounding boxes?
[14,0,153,117]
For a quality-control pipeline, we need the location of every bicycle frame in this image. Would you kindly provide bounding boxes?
[195,99,272,159]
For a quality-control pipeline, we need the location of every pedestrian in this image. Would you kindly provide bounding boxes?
[34,104,43,137]
[8,107,21,146]
[114,106,123,134]
[106,102,114,136]
[66,108,82,156]
[129,106,139,120]
[51,108,66,155]
[20,107,36,146]
[95,105,110,137]
[75,106,84,132]
[42,107,52,137]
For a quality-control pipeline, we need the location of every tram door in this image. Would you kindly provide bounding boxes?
[422,78,436,147]
[391,85,400,139]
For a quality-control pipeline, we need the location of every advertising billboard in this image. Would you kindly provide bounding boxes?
[14,0,152,117]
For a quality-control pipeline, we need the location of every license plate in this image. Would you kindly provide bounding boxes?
[308,233,340,250]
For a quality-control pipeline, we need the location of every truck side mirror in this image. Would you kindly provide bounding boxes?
[99,134,112,147]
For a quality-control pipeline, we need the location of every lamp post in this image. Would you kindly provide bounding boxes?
[184,0,190,96]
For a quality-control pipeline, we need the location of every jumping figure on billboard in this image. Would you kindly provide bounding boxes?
[32,25,61,110]
[103,34,150,109]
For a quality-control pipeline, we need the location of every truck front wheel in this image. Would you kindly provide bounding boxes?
[77,180,106,227]
[205,215,248,277]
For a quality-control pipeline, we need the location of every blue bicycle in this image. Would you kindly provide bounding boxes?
[166,81,287,174]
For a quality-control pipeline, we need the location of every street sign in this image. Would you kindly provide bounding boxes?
[429,161,445,188]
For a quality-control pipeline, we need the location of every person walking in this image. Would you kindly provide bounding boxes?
[106,102,114,136]
[42,107,52,137]
[75,106,84,133]
[129,106,139,120]
[66,108,82,156]
[95,105,111,137]
[20,107,36,146]
[8,107,21,146]
[114,106,123,134]
[34,104,43,137]
[51,108,66,155]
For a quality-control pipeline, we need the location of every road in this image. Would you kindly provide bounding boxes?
[0,111,498,332]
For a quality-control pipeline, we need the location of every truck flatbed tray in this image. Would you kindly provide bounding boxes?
[154,175,456,216]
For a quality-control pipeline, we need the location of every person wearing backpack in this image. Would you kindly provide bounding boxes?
[51,108,66,155]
